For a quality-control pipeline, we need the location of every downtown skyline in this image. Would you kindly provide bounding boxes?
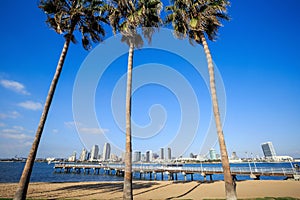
[61,141,295,163]
[0,0,300,159]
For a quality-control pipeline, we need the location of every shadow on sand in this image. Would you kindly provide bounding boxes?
[37,180,239,199]
[53,182,161,199]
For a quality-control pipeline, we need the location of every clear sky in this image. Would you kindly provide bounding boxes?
[0,0,299,159]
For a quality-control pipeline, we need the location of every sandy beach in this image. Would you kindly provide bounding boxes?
[1,180,300,199]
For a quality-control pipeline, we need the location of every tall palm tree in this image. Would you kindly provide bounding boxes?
[166,0,237,199]
[108,0,162,199]
[13,1,107,199]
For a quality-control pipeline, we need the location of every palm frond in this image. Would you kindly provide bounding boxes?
[39,0,108,50]
[165,0,230,43]
[108,0,162,47]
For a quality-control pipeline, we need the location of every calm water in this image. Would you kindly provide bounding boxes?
[0,161,298,183]
[0,162,123,183]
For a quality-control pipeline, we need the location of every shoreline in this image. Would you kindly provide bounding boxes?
[1,180,300,199]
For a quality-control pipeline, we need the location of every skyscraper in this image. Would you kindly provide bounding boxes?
[261,142,276,158]
[146,150,153,162]
[102,143,111,161]
[79,148,88,162]
[68,151,76,162]
[160,148,164,160]
[86,152,91,161]
[141,153,146,162]
[209,148,217,160]
[231,151,239,160]
[167,148,171,160]
[133,151,141,162]
[90,145,99,161]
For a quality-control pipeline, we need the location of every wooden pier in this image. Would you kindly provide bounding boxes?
[54,163,300,181]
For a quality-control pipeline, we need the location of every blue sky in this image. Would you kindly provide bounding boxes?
[0,0,299,159]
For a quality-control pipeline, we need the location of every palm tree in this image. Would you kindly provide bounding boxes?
[13,1,107,199]
[108,0,162,199]
[166,0,237,199]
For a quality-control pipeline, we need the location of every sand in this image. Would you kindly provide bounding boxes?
[1,180,300,199]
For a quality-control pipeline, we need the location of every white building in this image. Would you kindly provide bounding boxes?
[102,143,111,161]
[209,148,217,160]
[146,150,153,162]
[231,152,239,160]
[90,145,99,161]
[133,151,141,162]
[160,148,164,160]
[141,153,146,162]
[261,142,276,159]
[68,151,76,162]
[79,148,88,162]
[167,148,171,160]
[273,156,293,162]
[110,154,119,162]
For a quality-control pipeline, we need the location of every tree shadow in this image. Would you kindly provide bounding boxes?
[52,181,160,199]
[164,181,202,200]
[134,181,173,197]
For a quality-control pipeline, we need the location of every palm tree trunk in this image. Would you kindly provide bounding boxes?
[123,42,134,200]
[13,32,73,200]
[200,32,237,200]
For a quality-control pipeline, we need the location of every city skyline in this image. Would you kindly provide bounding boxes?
[0,1,300,159]
[61,141,295,162]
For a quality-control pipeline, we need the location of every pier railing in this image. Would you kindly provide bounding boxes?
[54,163,300,180]
[105,164,298,176]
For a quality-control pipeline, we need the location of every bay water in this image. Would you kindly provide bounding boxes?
[0,161,298,183]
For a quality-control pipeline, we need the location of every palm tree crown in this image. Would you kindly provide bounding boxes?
[165,0,230,43]
[39,0,108,50]
[108,0,163,47]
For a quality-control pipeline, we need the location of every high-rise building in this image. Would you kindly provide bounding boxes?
[110,154,119,162]
[90,145,99,161]
[153,153,159,160]
[167,148,171,160]
[133,151,141,162]
[102,143,111,161]
[231,151,239,160]
[160,148,164,160]
[261,142,276,158]
[146,150,153,162]
[79,148,88,161]
[190,153,195,158]
[120,152,126,162]
[68,151,76,162]
[86,152,91,161]
[209,148,217,160]
[141,153,146,162]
